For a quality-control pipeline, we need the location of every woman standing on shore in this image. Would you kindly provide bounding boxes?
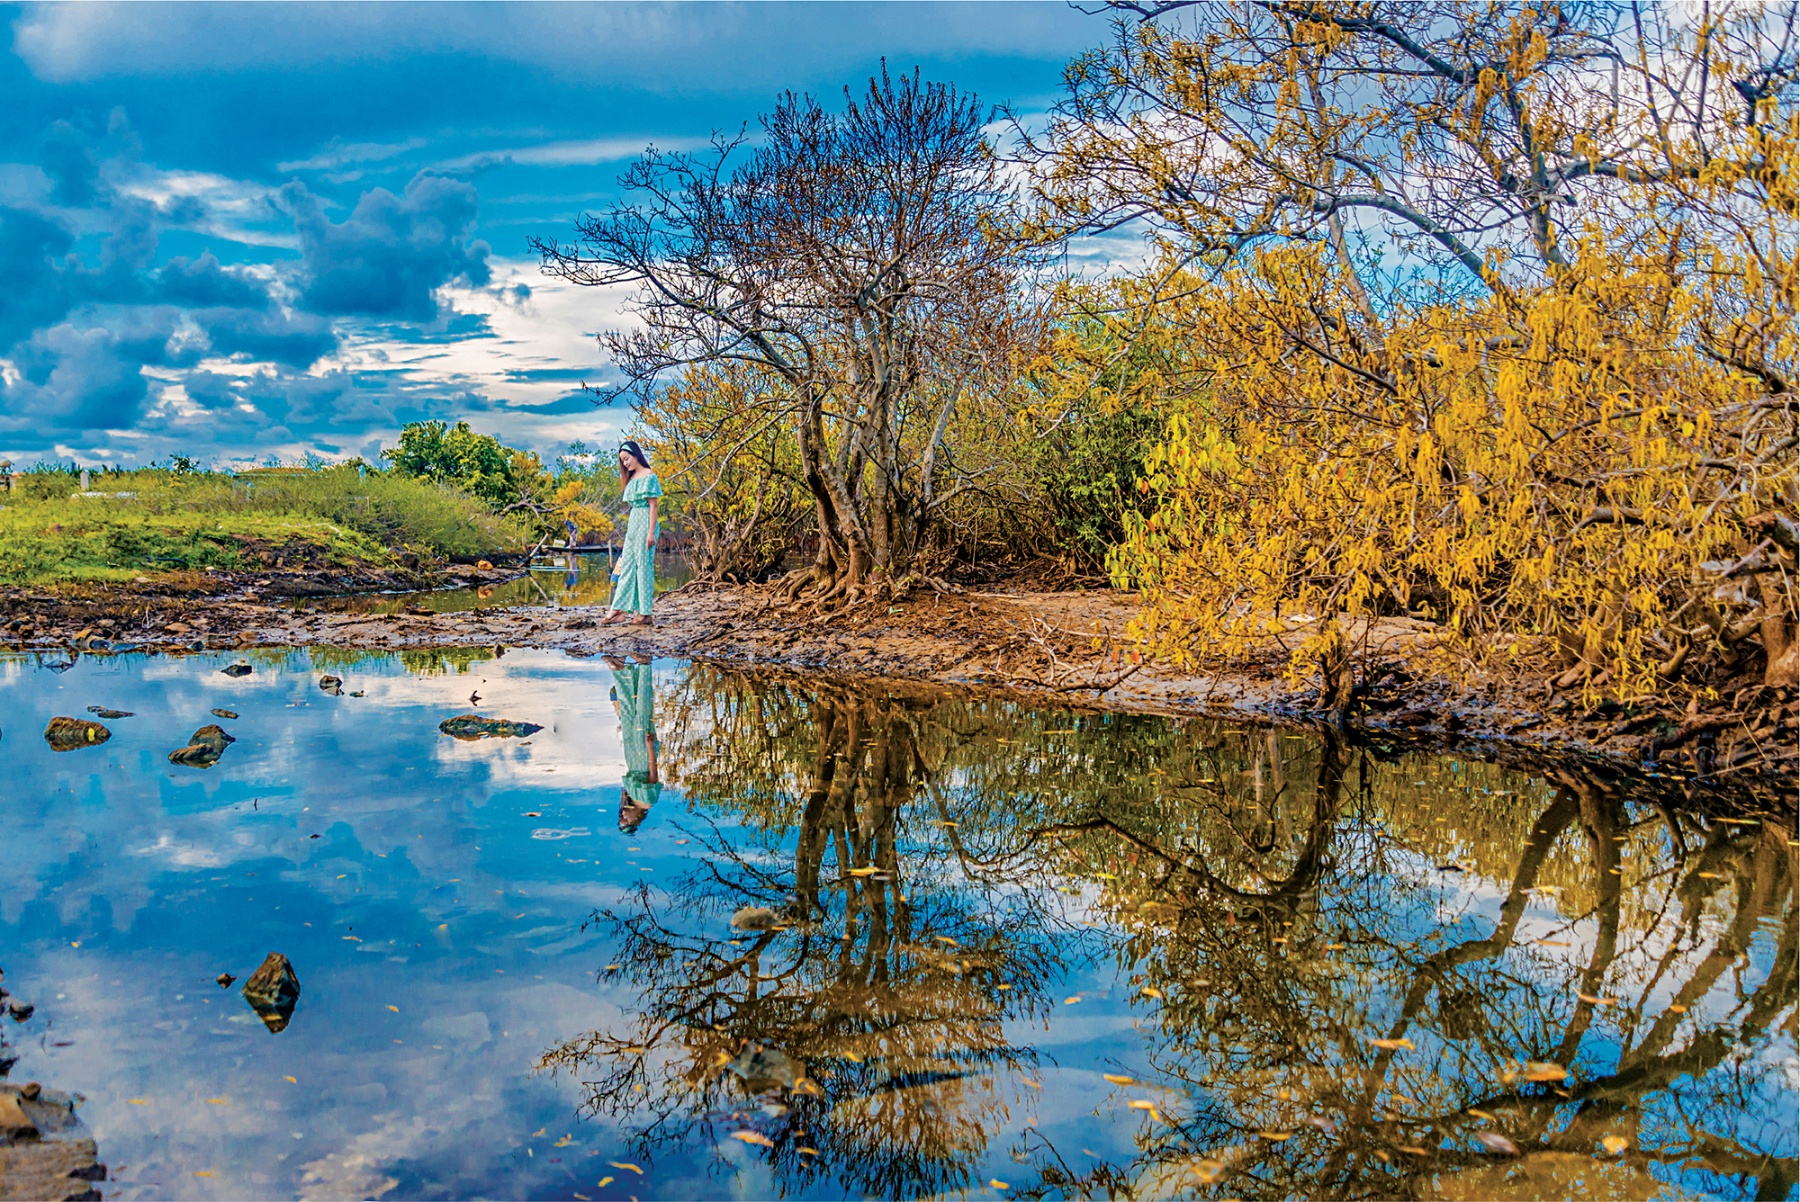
[603,440,661,626]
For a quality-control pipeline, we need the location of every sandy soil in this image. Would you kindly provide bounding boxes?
[6,569,1795,796]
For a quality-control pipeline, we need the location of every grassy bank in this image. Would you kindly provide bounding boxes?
[0,466,526,585]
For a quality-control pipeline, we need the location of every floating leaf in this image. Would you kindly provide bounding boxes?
[1103,1073,1137,1086]
[1477,1132,1520,1156]
[1600,1135,1630,1157]
[1667,1003,1688,1013]
[848,867,881,878]
[597,1177,614,1187]
[1141,986,1163,999]
[792,1077,823,1097]
[990,1180,1009,1190]
[608,1161,643,1174]
[1466,1108,1496,1122]
[387,1005,400,1013]
[1399,1145,1429,1156]
[1577,993,1618,1006]
[1521,1061,1568,1082]
[1259,1131,1294,1142]
[554,1135,573,1148]
[1128,1100,1164,1121]
[284,1076,297,1084]
[206,1098,226,1105]
[1369,1038,1414,1051]
[796,1147,819,1157]
[128,1098,148,1105]
[732,1131,774,1148]
[1190,1159,1226,1184]
[935,935,959,946]
[1064,996,1082,1005]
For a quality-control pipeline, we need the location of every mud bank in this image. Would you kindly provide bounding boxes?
[6,574,1795,795]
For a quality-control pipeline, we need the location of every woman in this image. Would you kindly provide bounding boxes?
[603,440,661,626]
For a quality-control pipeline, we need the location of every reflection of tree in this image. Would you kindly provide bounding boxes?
[543,665,1796,1200]
[539,673,1076,1198]
[1016,748,1797,1201]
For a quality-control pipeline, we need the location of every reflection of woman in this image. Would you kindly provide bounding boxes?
[602,441,661,626]
[607,656,660,833]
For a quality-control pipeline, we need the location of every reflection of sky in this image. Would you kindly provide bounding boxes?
[1,649,1791,1199]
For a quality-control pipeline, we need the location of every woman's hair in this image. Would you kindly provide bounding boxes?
[618,440,650,484]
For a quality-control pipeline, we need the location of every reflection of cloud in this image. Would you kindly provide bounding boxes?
[129,832,226,868]
[299,1123,410,1200]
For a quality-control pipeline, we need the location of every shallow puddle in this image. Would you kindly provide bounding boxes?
[1,650,1793,1199]
[296,553,692,615]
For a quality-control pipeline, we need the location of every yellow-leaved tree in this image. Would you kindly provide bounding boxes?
[1022,0,1796,712]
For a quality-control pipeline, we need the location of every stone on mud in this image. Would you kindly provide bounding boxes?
[43,718,110,752]
[437,714,543,741]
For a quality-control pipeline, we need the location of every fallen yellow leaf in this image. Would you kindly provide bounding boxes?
[1667,1003,1688,1013]
[732,1130,774,1148]
[1191,1159,1225,1184]
[1259,1131,1294,1141]
[597,1177,614,1187]
[848,866,881,877]
[1064,996,1082,1005]
[990,1179,1010,1190]
[1369,1038,1415,1051]
[608,1161,643,1174]
[935,935,959,946]
[1466,1108,1496,1122]
[1103,1073,1137,1086]
[1600,1135,1629,1157]
[194,1170,215,1177]
[284,1076,297,1084]
[387,1005,400,1013]
[1141,986,1163,999]
[1128,1099,1165,1121]
[796,1147,819,1157]
[206,1098,226,1105]
[1521,1061,1568,1082]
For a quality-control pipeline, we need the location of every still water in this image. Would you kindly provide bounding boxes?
[297,553,694,616]
[1,649,1793,1200]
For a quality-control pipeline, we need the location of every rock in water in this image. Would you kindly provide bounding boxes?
[168,723,237,768]
[210,708,238,719]
[216,973,235,988]
[221,662,252,677]
[437,714,544,741]
[85,706,133,719]
[241,953,300,1033]
[43,718,111,752]
[318,675,343,695]
[725,1044,803,1093]
[731,906,781,931]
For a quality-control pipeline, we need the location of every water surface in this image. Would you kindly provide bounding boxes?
[1,650,1792,1200]
[294,553,692,616]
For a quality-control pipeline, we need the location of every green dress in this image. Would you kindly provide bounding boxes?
[612,662,661,811]
[612,472,662,615]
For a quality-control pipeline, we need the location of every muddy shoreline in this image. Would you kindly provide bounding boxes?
[7,568,1795,801]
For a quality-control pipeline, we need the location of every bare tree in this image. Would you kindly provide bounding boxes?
[533,66,1048,605]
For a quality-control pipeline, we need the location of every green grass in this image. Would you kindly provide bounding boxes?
[0,466,527,585]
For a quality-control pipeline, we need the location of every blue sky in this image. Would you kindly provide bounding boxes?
[0,1,1100,468]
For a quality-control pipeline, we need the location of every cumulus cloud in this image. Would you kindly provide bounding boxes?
[280,172,492,322]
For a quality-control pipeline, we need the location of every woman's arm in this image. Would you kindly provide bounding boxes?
[646,496,659,546]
